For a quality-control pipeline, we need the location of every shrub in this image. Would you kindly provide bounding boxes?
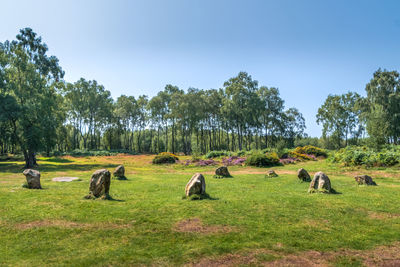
[245,152,280,167]
[152,152,179,164]
[205,151,231,159]
[279,157,299,165]
[53,149,138,157]
[288,151,316,161]
[293,145,327,158]
[330,146,400,167]
[196,159,218,166]
[222,156,246,166]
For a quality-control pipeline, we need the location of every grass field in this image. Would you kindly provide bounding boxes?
[1,155,400,266]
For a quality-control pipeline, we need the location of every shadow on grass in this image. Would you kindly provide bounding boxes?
[0,155,24,162]
[0,162,118,173]
[330,188,342,194]
[113,176,128,180]
[39,157,74,163]
[107,195,125,202]
[84,194,125,202]
[308,188,342,194]
[182,193,219,201]
[213,175,233,179]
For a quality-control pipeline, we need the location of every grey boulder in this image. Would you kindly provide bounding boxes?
[185,173,206,197]
[22,169,42,189]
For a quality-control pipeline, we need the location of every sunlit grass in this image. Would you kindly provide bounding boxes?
[1,155,400,266]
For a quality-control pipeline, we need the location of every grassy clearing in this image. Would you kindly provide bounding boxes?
[1,155,400,266]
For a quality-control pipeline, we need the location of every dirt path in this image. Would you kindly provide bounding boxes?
[187,242,400,266]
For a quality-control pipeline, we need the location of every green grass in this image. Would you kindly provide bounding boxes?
[1,155,400,266]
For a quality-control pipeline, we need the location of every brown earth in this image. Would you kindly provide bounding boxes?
[187,242,400,267]
[174,218,235,234]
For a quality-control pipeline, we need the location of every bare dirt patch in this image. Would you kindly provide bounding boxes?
[187,249,277,267]
[265,251,329,267]
[186,242,400,267]
[15,220,85,229]
[343,170,400,180]
[174,218,235,234]
[368,211,400,220]
[52,177,80,182]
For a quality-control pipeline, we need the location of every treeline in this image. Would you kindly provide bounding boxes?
[0,28,306,167]
[316,69,400,150]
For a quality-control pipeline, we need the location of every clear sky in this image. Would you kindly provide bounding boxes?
[1,0,400,136]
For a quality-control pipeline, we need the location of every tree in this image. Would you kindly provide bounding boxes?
[0,28,64,167]
[283,108,306,147]
[316,92,361,149]
[360,69,400,147]
[222,72,260,151]
[257,86,285,148]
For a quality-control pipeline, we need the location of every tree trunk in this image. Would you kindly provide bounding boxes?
[24,150,37,169]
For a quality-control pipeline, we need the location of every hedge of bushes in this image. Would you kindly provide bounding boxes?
[53,149,138,157]
[245,152,280,167]
[205,151,232,158]
[330,146,400,167]
[152,152,179,164]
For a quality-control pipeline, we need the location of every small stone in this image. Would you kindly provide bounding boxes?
[354,175,377,186]
[308,171,332,193]
[22,169,41,189]
[85,169,111,199]
[266,170,278,177]
[185,173,206,197]
[52,177,79,182]
[215,166,231,177]
[113,165,126,180]
[297,168,311,182]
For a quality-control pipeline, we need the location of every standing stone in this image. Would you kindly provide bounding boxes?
[113,165,126,180]
[185,173,206,197]
[297,168,311,182]
[85,169,111,199]
[266,170,278,177]
[215,166,231,177]
[354,175,377,185]
[308,171,332,193]
[22,169,42,189]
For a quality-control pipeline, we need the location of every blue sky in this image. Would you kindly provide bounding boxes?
[2,0,400,136]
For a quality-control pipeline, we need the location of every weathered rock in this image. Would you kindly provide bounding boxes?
[215,166,231,177]
[22,169,42,189]
[113,165,126,179]
[85,169,111,199]
[52,177,79,182]
[297,168,311,182]
[308,171,332,193]
[355,175,377,186]
[185,173,206,197]
[266,170,278,177]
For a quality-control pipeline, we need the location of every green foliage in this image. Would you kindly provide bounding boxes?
[288,151,315,161]
[330,146,400,167]
[361,69,400,148]
[152,152,179,164]
[53,149,138,157]
[205,150,231,158]
[294,137,321,148]
[0,28,64,167]
[245,152,280,167]
[316,92,362,149]
[294,145,327,157]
